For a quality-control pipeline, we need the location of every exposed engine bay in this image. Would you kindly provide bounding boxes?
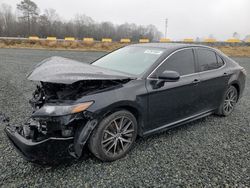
[20,79,127,141]
[29,80,127,109]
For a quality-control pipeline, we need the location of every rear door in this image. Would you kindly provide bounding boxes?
[195,48,229,111]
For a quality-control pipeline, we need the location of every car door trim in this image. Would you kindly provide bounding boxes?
[143,109,214,136]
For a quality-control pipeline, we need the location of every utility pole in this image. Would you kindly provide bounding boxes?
[165,18,168,38]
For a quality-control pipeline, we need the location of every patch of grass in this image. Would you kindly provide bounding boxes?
[216,46,250,57]
[0,39,250,57]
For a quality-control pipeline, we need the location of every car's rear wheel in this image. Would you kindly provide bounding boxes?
[88,110,137,162]
[216,85,238,116]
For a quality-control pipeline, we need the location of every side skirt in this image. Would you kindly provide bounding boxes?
[142,110,214,136]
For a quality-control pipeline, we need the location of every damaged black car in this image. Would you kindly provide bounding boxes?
[5,43,246,163]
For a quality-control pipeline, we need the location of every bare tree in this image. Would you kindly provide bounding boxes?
[244,35,250,41]
[73,14,94,38]
[0,1,163,40]
[38,9,60,37]
[17,0,39,36]
[0,4,17,36]
[209,34,215,39]
[233,32,240,39]
[44,9,60,23]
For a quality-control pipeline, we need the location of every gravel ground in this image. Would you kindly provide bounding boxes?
[0,48,249,187]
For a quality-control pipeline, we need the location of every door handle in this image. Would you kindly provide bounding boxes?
[192,79,200,84]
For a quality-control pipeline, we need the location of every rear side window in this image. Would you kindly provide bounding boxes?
[154,49,195,76]
[217,55,224,67]
[196,49,222,71]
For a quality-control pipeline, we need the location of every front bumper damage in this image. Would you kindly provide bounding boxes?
[4,112,98,163]
[5,125,74,163]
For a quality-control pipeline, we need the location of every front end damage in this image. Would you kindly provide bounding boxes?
[4,57,133,163]
[5,82,101,163]
[5,113,99,163]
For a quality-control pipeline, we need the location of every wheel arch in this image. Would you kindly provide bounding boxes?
[229,81,240,101]
[100,103,145,136]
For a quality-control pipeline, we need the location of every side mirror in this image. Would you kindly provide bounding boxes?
[158,70,180,82]
[152,70,180,89]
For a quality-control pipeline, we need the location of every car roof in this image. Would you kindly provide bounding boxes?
[130,42,211,52]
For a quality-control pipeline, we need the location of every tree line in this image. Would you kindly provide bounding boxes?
[0,0,162,41]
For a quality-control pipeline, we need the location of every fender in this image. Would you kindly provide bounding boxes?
[227,70,245,99]
[70,119,98,158]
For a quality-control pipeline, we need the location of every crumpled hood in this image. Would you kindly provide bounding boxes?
[27,56,135,84]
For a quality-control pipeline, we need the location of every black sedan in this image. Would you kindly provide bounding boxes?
[5,43,246,163]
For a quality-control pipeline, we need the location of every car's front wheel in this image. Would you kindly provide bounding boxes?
[217,85,238,116]
[88,110,137,161]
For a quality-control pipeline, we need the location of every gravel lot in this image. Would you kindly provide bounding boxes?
[0,48,249,187]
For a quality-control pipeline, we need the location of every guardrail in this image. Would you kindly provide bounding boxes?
[102,38,112,42]
[183,38,194,42]
[226,38,241,43]
[120,38,131,43]
[204,38,217,43]
[46,37,57,41]
[139,39,150,43]
[160,38,171,43]
[64,37,75,41]
[0,37,249,44]
[28,36,39,40]
[83,38,94,42]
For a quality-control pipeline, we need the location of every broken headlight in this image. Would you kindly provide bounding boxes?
[32,101,94,116]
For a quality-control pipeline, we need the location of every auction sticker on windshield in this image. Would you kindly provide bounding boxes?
[144,49,163,55]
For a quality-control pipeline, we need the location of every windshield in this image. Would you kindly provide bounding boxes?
[92,46,165,75]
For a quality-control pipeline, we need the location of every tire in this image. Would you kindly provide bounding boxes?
[216,85,238,116]
[88,110,138,162]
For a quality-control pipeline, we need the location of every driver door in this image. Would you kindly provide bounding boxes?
[145,48,202,133]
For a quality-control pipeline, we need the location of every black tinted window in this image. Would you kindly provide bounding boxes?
[197,49,219,71]
[155,49,195,76]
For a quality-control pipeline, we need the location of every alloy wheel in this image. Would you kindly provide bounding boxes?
[223,87,237,114]
[101,116,135,157]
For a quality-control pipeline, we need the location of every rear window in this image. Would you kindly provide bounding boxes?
[196,48,224,71]
[217,55,224,67]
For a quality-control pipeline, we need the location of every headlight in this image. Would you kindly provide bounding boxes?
[33,101,94,116]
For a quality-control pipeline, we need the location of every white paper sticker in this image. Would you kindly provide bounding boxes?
[144,49,163,55]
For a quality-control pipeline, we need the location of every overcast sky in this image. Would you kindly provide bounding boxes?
[1,0,249,40]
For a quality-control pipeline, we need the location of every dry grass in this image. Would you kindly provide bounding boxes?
[216,46,250,57]
[0,39,250,57]
[0,39,126,52]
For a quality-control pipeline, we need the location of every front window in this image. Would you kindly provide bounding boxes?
[152,49,196,77]
[93,46,165,75]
